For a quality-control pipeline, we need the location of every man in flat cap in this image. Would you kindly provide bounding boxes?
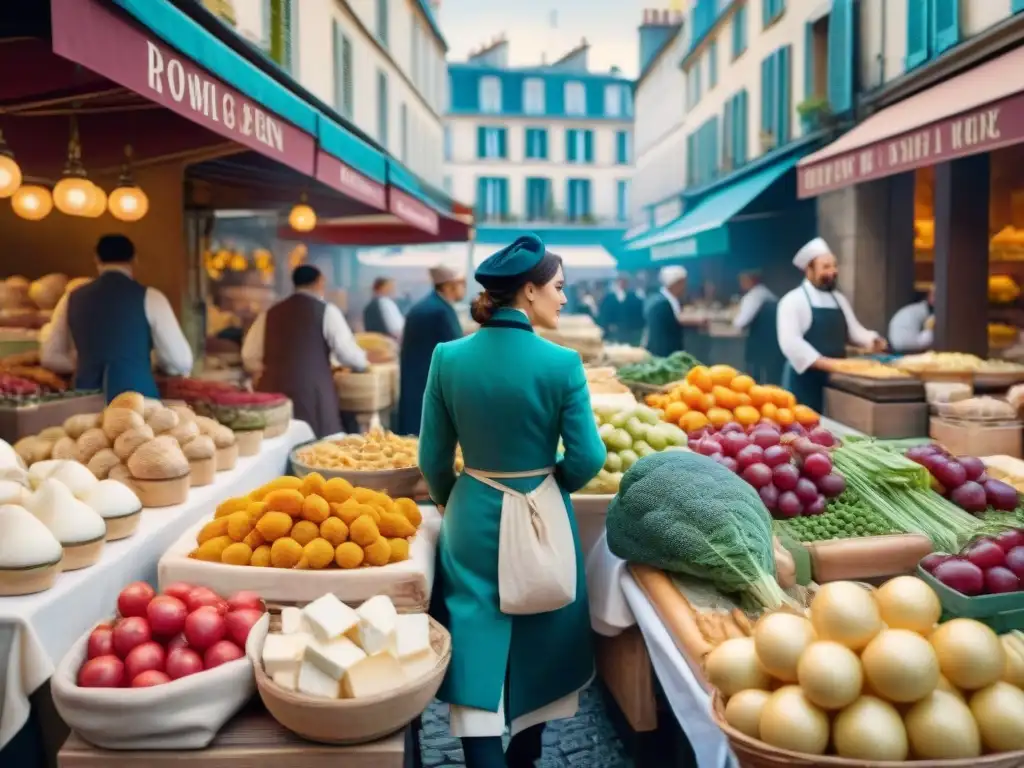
[396,264,466,435]
[776,237,886,411]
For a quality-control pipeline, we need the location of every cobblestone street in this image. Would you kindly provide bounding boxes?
[418,686,634,767]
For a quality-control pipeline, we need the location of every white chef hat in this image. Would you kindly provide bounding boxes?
[659,265,688,287]
[429,265,464,285]
[793,237,831,270]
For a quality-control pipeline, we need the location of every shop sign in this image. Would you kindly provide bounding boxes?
[389,188,440,235]
[50,0,316,175]
[315,151,387,210]
[798,99,1022,198]
[651,238,697,261]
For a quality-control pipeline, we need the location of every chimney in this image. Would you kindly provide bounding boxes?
[638,6,681,75]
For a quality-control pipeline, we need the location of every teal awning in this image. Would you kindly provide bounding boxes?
[317,117,387,185]
[626,153,802,256]
[386,162,453,213]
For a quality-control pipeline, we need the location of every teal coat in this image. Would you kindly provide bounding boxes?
[419,307,606,723]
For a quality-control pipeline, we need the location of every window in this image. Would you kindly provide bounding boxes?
[479,76,502,113]
[732,3,747,58]
[525,128,548,160]
[376,69,388,148]
[615,131,630,165]
[399,103,408,162]
[443,175,453,194]
[411,19,420,87]
[686,62,702,109]
[616,180,629,222]
[566,179,592,221]
[476,177,509,221]
[708,41,718,89]
[686,116,720,187]
[722,89,749,170]
[525,178,552,220]
[523,78,545,114]
[604,84,623,117]
[828,0,855,114]
[376,0,389,46]
[565,129,594,163]
[443,126,452,161]
[760,46,791,148]
[476,127,507,159]
[265,0,298,73]
[564,81,586,115]
[762,0,785,27]
[332,21,353,118]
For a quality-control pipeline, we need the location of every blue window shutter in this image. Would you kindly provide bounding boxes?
[566,130,575,162]
[583,180,591,217]
[475,177,487,216]
[500,179,509,216]
[827,0,855,113]
[932,0,960,53]
[777,46,791,144]
[906,0,931,69]
[476,127,486,158]
[739,90,748,163]
[760,56,776,138]
[540,130,548,160]
[711,116,719,178]
[498,129,507,158]
[584,130,594,163]
[709,41,718,87]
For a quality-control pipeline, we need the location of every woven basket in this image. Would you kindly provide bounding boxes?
[335,369,392,413]
[254,616,451,745]
[710,691,1024,768]
[290,450,424,497]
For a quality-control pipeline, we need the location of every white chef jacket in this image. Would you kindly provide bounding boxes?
[377,295,405,338]
[888,300,933,353]
[776,279,881,374]
[732,284,777,330]
[242,289,368,375]
[40,266,194,377]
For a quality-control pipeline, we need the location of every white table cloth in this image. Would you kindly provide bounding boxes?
[0,419,314,749]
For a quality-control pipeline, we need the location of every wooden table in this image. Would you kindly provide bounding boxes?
[58,704,413,768]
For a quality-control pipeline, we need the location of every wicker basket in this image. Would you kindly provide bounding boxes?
[335,369,392,413]
[254,616,451,745]
[710,691,1024,768]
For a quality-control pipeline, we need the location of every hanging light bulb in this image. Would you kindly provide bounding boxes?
[288,193,316,232]
[82,183,107,218]
[53,116,96,217]
[11,185,53,221]
[108,145,149,222]
[0,130,22,198]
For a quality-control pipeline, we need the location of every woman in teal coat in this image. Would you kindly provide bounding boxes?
[419,234,606,768]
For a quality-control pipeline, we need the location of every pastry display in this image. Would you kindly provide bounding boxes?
[0,503,64,595]
[27,479,106,570]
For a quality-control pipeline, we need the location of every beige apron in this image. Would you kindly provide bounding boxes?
[463,467,578,615]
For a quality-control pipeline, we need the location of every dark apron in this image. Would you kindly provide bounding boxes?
[745,297,784,386]
[781,286,848,412]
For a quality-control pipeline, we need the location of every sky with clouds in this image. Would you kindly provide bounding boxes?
[436,0,646,78]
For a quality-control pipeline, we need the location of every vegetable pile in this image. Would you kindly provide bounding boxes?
[922,529,1024,595]
[617,350,702,387]
[581,404,687,494]
[905,443,1021,516]
[710,577,1024,760]
[781,489,902,542]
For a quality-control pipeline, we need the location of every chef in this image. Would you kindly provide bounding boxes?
[888,286,934,353]
[242,264,368,438]
[777,237,886,411]
[41,234,193,401]
[733,271,783,385]
[396,265,466,436]
[363,276,405,340]
[644,265,691,357]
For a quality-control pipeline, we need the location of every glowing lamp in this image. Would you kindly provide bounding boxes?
[108,184,149,222]
[288,203,317,232]
[0,154,22,198]
[53,176,94,216]
[11,185,53,221]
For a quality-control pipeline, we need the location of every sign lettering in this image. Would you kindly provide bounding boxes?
[390,189,440,235]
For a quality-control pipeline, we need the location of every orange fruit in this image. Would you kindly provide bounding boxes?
[709,365,740,388]
[645,394,665,409]
[706,407,733,428]
[699,392,716,412]
[782,391,797,409]
[668,388,683,402]
[793,404,820,427]
[775,407,795,426]
[748,385,771,408]
[761,402,779,422]
[664,401,688,423]
[730,374,755,393]
[769,387,791,408]
[680,411,709,432]
[681,385,706,409]
[736,392,753,407]
[686,365,714,392]
[712,385,741,411]
[734,405,761,426]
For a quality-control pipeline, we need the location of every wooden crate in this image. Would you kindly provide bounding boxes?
[823,387,929,438]
[931,417,1023,458]
[0,393,105,443]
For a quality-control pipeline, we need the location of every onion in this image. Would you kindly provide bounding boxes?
[754,613,817,682]
[723,689,771,739]
[984,565,1020,593]
[758,686,830,755]
[146,595,187,637]
[815,472,845,498]
[751,430,780,449]
[794,478,819,505]
[166,647,204,679]
[906,445,937,464]
[958,455,986,481]
[1005,545,1024,579]
[930,619,1005,690]
[117,582,155,619]
[965,538,1005,570]
[697,437,723,457]
[762,445,790,467]
[132,669,171,687]
[225,608,263,648]
[874,576,941,634]
[740,462,772,489]
[832,696,908,760]
[112,616,151,658]
[720,422,744,434]
[162,582,194,603]
[969,681,1024,752]
[950,481,988,513]
[226,591,264,613]
[807,427,834,447]
[77,655,125,688]
[792,437,819,457]
[936,674,964,699]
[904,690,981,759]
[995,529,1024,553]
[983,478,1020,511]
[124,641,166,681]
[933,460,968,490]
[796,641,863,709]
[1000,635,1024,686]
[809,582,882,651]
[184,606,227,652]
[735,444,765,470]
[716,455,738,473]
[776,491,802,518]
[704,637,771,696]
[758,484,779,512]
[933,558,985,596]
[204,639,244,669]
[802,452,832,480]
[87,626,114,660]
[861,629,940,703]
[804,495,826,516]
[772,463,799,491]
[919,553,952,573]
[720,431,750,458]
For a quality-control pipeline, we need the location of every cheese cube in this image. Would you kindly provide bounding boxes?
[355,595,397,655]
[302,593,359,641]
[304,636,366,681]
[401,648,439,683]
[272,669,298,691]
[394,613,431,659]
[297,659,340,699]
[262,632,312,677]
[280,606,306,634]
[344,652,407,698]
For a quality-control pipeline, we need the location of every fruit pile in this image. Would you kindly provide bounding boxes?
[645,364,819,434]
[580,405,687,494]
[690,421,843,519]
[78,582,263,688]
[192,474,421,569]
[905,443,1020,515]
[922,529,1024,595]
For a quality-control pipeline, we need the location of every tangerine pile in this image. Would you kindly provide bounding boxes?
[644,364,820,433]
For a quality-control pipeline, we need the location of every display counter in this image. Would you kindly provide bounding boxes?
[684,328,745,374]
[0,420,314,751]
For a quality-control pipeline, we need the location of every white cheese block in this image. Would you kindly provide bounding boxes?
[304,636,366,682]
[401,648,439,683]
[297,659,340,699]
[272,669,298,691]
[302,593,359,641]
[344,652,407,698]
[394,613,431,659]
[356,595,397,655]
[262,632,311,677]
[280,606,305,635]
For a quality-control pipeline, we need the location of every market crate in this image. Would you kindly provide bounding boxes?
[917,565,1024,633]
[0,392,105,443]
[823,387,929,438]
[930,417,1023,458]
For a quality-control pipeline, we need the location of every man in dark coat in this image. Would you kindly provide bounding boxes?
[645,265,690,357]
[362,276,405,339]
[396,265,466,436]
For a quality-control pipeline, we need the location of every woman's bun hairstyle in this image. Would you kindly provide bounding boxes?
[470,291,497,325]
